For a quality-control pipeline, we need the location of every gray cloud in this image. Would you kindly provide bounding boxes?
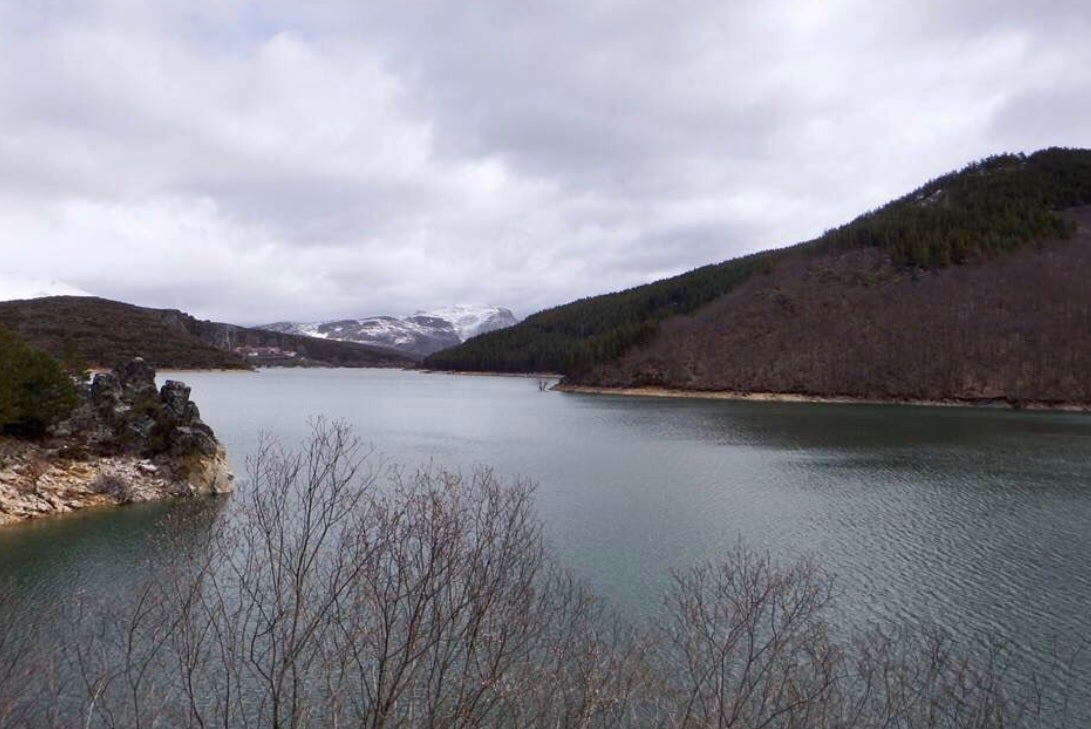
[0,0,1088,324]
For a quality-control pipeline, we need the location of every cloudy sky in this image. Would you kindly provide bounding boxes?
[1,0,1088,324]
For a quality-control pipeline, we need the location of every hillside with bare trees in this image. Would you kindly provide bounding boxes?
[428,148,1091,406]
[577,208,1091,406]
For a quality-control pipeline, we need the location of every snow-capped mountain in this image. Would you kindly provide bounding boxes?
[0,275,91,302]
[262,306,518,357]
[414,305,518,341]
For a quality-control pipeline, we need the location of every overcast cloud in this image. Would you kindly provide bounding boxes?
[1,0,1088,324]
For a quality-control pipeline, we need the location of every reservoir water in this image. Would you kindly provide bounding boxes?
[3,368,1091,710]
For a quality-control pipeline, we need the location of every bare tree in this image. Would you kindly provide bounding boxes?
[66,420,639,727]
[651,548,840,728]
[6,420,1087,727]
[0,586,67,729]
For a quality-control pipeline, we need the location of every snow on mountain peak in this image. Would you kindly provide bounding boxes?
[413,305,518,341]
[260,305,519,357]
[0,275,91,302]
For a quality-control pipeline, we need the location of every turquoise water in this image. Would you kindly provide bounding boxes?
[3,367,1091,698]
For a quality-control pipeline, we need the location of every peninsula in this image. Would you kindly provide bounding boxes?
[0,358,233,525]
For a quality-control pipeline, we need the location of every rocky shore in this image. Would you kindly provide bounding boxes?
[0,359,233,525]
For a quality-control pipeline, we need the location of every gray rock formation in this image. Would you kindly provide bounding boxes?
[2,360,233,524]
[77,359,233,494]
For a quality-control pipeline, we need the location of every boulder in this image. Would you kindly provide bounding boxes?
[159,380,192,422]
[115,358,158,399]
[175,446,234,495]
[90,372,122,411]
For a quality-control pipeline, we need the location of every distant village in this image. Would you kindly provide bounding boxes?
[233,345,298,359]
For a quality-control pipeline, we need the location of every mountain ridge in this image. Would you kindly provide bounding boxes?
[0,296,417,370]
[263,305,518,356]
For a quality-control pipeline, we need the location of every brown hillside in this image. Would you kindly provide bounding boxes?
[0,297,417,370]
[578,208,1091,406]
[0,297,247,370]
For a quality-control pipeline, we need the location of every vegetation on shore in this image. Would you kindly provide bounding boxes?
[424,147,1091,378]
[578,210,1091,406]
[0,326,78,436]
[0,351,232,524]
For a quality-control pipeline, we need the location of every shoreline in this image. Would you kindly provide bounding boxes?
[0,438,226,527]
[553,384,1091,413]
[421,369,564,379]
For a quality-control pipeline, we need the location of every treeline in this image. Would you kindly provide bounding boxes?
[583,224,1091,404]
[816,147,1091,267]
[424,147,1091,375]
[425,250,779,374]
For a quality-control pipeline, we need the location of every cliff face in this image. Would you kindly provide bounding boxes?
[0,359,233,525]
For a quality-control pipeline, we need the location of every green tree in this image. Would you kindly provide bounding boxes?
[0,326,79,436]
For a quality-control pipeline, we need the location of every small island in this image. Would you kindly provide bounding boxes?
[0,351,232,525]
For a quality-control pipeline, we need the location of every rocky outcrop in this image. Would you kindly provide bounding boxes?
[0,359,232,525]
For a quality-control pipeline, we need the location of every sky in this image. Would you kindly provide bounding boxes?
[1,0,1089,325]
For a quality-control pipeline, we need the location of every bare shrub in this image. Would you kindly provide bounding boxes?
[69,420,641,728]
[651,549,840,728]
[90,471,133,504]
[17,456,49,496]
[0,587,64,729]
[834,626,1013,729]
[7,419,1085,727]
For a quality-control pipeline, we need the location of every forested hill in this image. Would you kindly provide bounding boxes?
[423,147,1091,387]
[0,297,417,370]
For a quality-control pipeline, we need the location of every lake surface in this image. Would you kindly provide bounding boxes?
[3,368,1091,705]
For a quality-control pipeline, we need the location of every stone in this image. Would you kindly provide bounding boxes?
[159,380,192,421]
[176,446,235,495]
[91,373,121,409]
[169,426,220,458]
[182,400,201,425]
[115,358,158,397]
[126,415,156,442]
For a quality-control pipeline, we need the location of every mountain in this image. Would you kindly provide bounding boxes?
[423,147,1091,407]
[420,305,520,340]
[0,275,91,301]
[263,305,518,357]
[0,297,418,370]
